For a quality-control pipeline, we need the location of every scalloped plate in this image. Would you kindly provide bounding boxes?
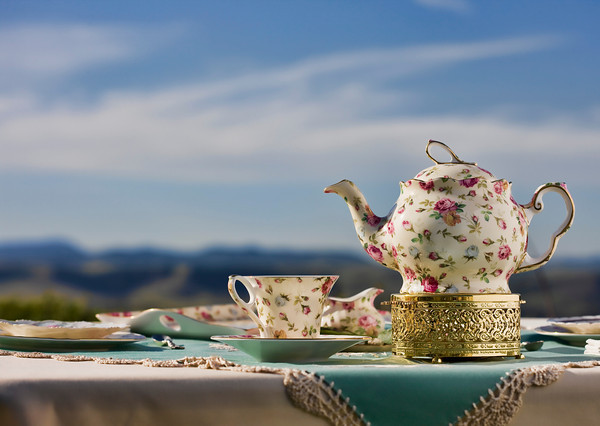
[534,325,600,347]
[549,316,600,334]
[0,332,145,352]
[0,320,127,339]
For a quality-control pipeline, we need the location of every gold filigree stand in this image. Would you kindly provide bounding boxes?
[391,293,523,363]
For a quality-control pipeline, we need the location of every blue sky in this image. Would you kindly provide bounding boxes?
[0,1,598,259]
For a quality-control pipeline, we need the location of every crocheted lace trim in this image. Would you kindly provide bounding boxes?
[456,360,600,425]
[0,349,366,426]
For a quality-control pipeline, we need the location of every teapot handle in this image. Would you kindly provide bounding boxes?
[426,140,476,165]
[516,183,574,273]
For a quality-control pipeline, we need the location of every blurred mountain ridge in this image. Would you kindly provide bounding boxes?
[0,239,598,317]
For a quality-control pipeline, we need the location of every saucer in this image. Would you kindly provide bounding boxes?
[0,332,145,352]
[211,334,369,362]
[0,320,127,339]
[534,325,600,347]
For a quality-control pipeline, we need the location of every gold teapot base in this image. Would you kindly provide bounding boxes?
[391,293,523,363]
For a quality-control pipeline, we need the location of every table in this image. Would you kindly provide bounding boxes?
[0,356,326,426]
[0,319,598,426]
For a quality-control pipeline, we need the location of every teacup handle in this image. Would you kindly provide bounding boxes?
[516,183,575,273]
[227,275,271,337]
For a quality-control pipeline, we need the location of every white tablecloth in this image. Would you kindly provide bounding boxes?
[0,318,599,425]
[0,356,326,426]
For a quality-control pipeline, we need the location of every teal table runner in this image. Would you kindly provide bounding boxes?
[5,330,599,425]
[310,337,593,425]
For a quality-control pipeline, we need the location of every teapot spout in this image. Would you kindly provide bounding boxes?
[324,179,387,254]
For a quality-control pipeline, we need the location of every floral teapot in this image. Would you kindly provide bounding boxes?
[324,140,574,294]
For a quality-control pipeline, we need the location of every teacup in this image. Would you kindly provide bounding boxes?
[227,275,338,338]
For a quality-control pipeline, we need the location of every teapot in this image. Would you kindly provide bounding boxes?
[324,140,574,294]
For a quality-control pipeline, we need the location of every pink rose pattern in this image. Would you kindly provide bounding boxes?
[433,198,458,215]
[422,276,439,293]
[366,214,381,226]
[387,221,395,235]
[352,166,540,294]
[200,311,214,321]
[358,315,378,329]
[99,303,250,323]
[320,277,335,294]
[247,276,335,338]
[419,180,435,192]
[321,288,385,337]
[498,244,511,260]
[366,245,384,262]
[459,177,480,188]
[403,266,416,281]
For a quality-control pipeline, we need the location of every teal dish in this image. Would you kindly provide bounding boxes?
[0,332,145,352]
[211,334,368,363]
[127,310,248,339]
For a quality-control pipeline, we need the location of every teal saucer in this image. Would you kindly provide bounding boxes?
[211,334,368,363]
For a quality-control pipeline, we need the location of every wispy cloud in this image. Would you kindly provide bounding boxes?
[155,34,564,102]
[0,27,592,187]
[0,23,181,87]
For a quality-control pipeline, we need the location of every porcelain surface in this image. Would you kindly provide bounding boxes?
[96,303,248,325]
[97,309,249,339]
[211,334,367,362]
[0,332,145,351]
[228,275,337,338]
[534,325,600,347]
[549,316,600,334]
[128,310,247,339]
[0,320,127,339]
[325,140,574,294]
[321,287,386,337]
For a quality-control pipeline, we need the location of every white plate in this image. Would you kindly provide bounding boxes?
[534,325,600,347]
[549,316,600,334]
[0,320,127,339]
[211,334,369,362]
[0,332,145,352]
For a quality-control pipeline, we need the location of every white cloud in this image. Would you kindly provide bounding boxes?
[0,23,181,85]
[0,32,594,188]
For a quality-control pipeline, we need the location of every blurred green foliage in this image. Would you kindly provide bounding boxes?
[0,291,97,321]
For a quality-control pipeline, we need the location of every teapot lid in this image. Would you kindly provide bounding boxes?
[415,140,499,181]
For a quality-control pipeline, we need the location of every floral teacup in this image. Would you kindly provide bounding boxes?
[321,287,386,337]
[227,275,338,338]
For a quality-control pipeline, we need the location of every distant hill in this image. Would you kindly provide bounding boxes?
[0,239,88,264]
[0,240,364,268]
[0,240,598,317]
[0,240,396,311]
